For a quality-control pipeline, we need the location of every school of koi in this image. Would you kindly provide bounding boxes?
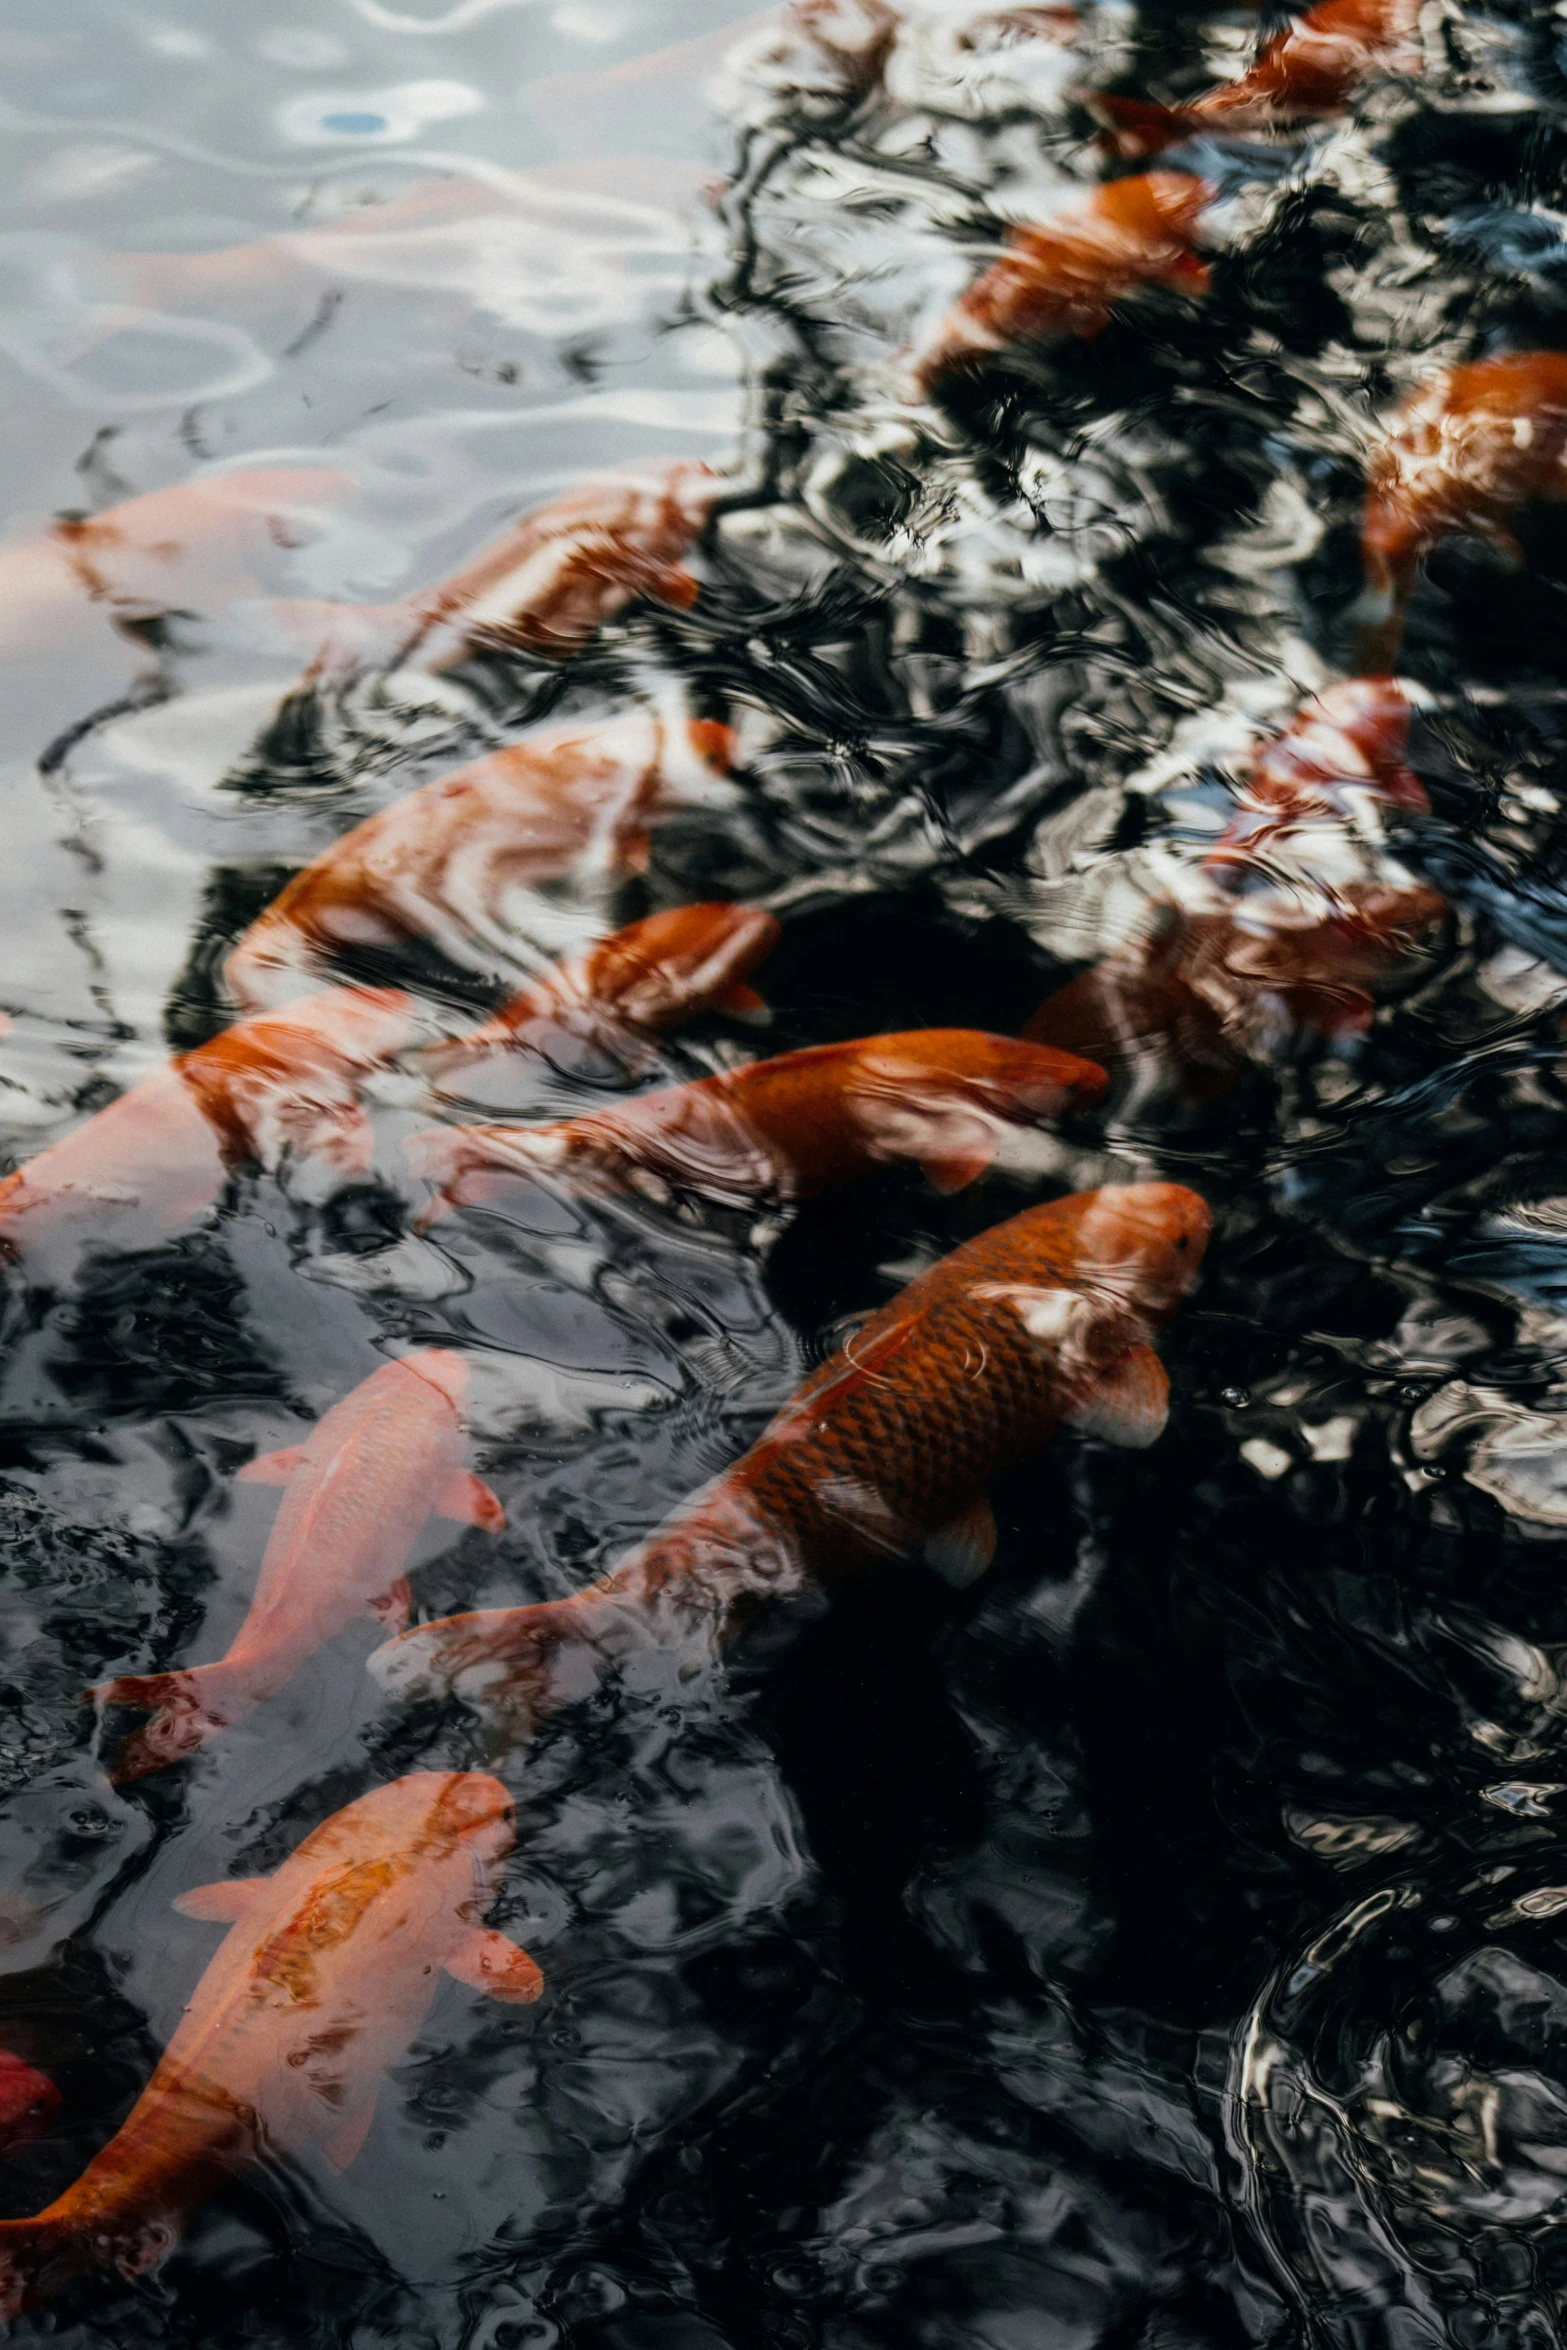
[8,0,1567,2341]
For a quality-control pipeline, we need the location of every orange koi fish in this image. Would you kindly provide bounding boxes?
[0,2055,59,2158]
[423,902,778,1086]
[223,712,737,1013]
[369,1182,1210,1726]
[1095,0,1419,158]
[0,469,355,662]
[89,1351,504,1781]
[913,172,1213,391]
[1023,678,1444,1095]
[407,1030,1108,1218]
[1358,352,1567,664]
[0,1773,539,2319]
[0,986,416,1279]
[278,461,717,675]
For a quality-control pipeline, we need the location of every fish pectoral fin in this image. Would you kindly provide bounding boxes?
[920,1141,995,1194]
[444,1925,544,2004]
[172,1875,272,1923]
[238,1445,305,1486]
[367,1576,412,1631]
[1067,1343,1169,1450]
[435,1470,506,1532]
[923,1495,998,1588]
[321,2095,377,2175]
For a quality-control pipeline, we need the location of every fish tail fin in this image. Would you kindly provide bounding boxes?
[85,1664,241,1783]
[1092,94,1190,157]
[0,2210,87,2320]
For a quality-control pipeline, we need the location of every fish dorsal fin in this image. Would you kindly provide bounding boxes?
[173,1876,272,1924]
[923,1495,998,1588]
[321,2095,377,2174]
[435,1471,506,1532]
[239,1446,304,1486]
[1066,1343,1169,1450]
[444,1925,544,2004]
[921,1141,995,1195]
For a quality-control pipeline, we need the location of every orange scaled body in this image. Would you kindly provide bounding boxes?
[0,986,416,1279]
[282,460,716,676]
[1095,0,1419,158]
[0,2055,59,2159]
[423,902,778,1087]
[223,712,737,1012]
[370,1182,1210,1726]
[1024,678,1444,1095]
[914,172,1213,390]
[1359,352,1567,662]
[0,1774,540,2320]
[407,1029,1108,1217]
[90,1350,504,1781]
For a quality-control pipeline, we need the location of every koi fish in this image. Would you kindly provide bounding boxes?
[913,172,1213,391]
[275,461,717,676]
[223,711,738,1013]
[1358,351,1567,664]
[422,902,779,1087]
[1022,678,1444,1095]
[0,1773,539,2320]
[89,1350,504,1782]
[1094,0,1419,158]
[368,1182,1210,1727]
[0,986,417,1279]
[0,2055,60,2158]
[407,1030,1109,1219]
[0,469,355,662]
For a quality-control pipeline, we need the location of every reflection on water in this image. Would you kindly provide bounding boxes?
[4,0,1567,2341]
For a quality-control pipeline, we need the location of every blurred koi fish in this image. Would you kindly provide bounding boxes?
[89,1351,503,1780]
[369,1182,1210,1726]
[407,1030,1108,1218]
[913,172,1213,390]
[0,2056,59,2158]
[0,987,416,1280]
[1094,0,1419,158]
[1358,351,1567,666]
[223,712,737,1012]
[1023,678,1444,1099]
[0,469,354,662]
[274,460,717,675]
[0,1773,539,2321]
[422,902,778,1087]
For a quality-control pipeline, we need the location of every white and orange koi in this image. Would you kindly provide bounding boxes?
[0,1773,539,2320]
[89,1351,504,1781]
[223,712,737,1013]
[0,987,416,1279]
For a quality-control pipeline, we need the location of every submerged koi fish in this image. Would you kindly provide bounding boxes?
[1095,0,1419,158]
[1358,352,1567,664]
[89,1350,504,1782]
[423,902,778,1087]
[0,2056,60,2158]
[407,1030,1108,1218]
[0,987,416,1279]
[1023,678,1444,1096]
[913,172,1213,391]
[0,1773,539,2320]
[277,461,717,676]
[0,469,355,662]
[223,712,737,1013]
[370,1183,1209,1725]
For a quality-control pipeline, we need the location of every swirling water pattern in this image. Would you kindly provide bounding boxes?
[3,0,1567,2344]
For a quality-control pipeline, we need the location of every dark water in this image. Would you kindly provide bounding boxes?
[7,0,1567,2345]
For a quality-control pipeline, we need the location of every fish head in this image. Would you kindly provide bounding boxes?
[647,718,741,816]
[957,1035,1110,1119]
[397,1347,471,1416]
[588,902,778,1025]
[1060,1181,1213,1326]
[1132,170,1217,242]
[259,986,418,1072]
[433,1770,516,1881]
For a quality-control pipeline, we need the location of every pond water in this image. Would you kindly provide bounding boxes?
[3,0,1567,2345]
